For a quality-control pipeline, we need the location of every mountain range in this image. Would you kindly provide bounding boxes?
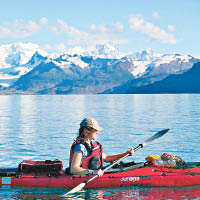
[0,42,200,94]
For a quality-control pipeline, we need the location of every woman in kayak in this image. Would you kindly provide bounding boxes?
[69,117,134,177]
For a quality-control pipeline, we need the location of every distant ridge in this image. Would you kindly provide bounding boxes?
[125,62,200,94]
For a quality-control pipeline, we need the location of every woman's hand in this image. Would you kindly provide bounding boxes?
[126,149,134,156]
[93,169,104,177]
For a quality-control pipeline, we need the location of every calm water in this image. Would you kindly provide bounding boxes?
[0,94,200,199]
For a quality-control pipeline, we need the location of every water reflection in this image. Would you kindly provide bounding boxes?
[1,186,200,200]
[100,186,200,199]
[62,186,200,200]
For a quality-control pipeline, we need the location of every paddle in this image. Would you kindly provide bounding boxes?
[62,128,169,196]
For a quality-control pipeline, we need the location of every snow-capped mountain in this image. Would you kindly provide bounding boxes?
[0,43,47,87]
[128,52,195,78]
[65,44,125,59]
[25,51,47,68]
[0,42,200,93]
[10,56,134,94]
[0,42,47,68]
[86,44,125,59]
[0,43,126,88]
[54,54,89,70]
[129,49,158,61]
[125,62,200,94]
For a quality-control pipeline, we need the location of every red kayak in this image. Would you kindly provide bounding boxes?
[1,161,200,188]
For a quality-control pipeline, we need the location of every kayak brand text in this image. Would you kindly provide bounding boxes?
[121,176,151,182]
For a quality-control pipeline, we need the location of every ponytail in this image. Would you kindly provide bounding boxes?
[76,127,85,140]
[76,126,92,140]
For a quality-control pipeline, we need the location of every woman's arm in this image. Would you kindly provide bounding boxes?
[70,151,104,176]
[70,151,91,175]
[103,149,134,163]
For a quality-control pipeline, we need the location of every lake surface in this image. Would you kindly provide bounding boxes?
[0,94,200,199]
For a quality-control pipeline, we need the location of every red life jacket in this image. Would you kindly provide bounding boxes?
[69,139,103,170]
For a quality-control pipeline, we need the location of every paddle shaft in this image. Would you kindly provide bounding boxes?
[85,144,143,184]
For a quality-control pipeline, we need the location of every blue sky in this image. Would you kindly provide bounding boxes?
[0,0,199,56]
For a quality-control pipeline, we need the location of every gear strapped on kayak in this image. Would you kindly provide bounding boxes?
[146,153,185,168]
[18,159,63,176]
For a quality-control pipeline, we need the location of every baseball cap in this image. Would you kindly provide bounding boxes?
[80,118,103,131]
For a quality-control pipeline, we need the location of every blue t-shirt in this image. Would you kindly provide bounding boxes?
[73,143,90,157]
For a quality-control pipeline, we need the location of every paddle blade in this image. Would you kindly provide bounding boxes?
[143,129,169,146]
[62,182,86,196]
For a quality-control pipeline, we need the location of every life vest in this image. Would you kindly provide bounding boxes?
[69,139,103,170]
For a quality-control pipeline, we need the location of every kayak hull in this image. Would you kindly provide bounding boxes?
[1,163,200,188]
